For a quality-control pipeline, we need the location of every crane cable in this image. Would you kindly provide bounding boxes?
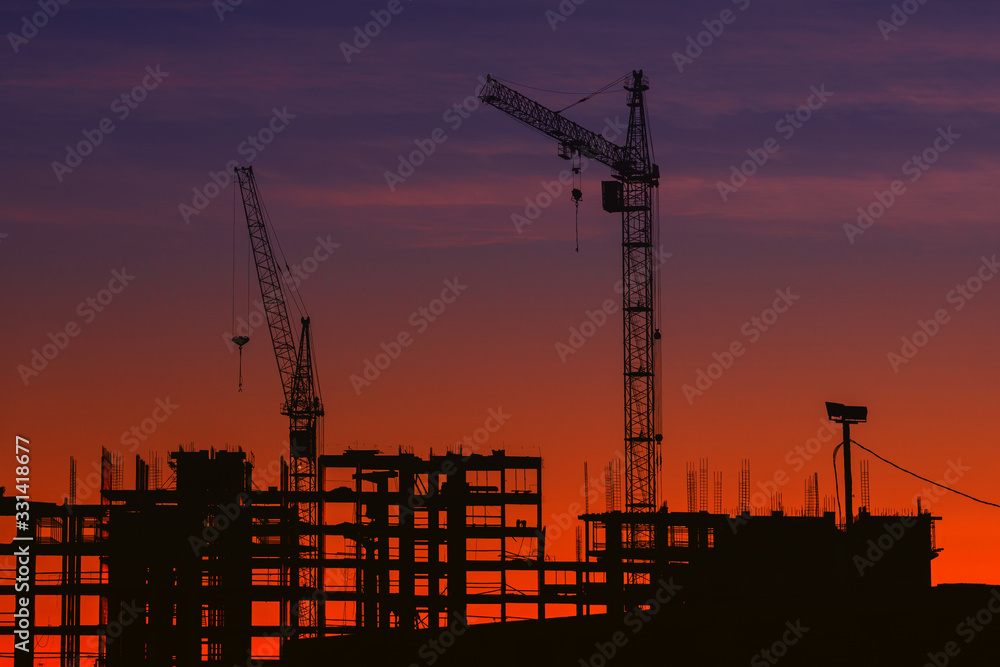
[497,73,630,152]
[555,73,630,114]
[647,91,663,492]
[560,73,631,250]
[253,174,324,409]
[492,75,626,98]
[232,183,245,392]
[571,151,582,252]
[258,190,309,320]
[232,177,251,391]
[232,181,237,336]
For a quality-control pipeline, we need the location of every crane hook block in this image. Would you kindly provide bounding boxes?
[571,188,582,203]
[232,335,250,348]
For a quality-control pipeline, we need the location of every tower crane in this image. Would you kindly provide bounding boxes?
[233,166,324,637]
[479,71,662,578]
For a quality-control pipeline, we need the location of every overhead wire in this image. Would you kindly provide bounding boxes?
[851,439,1000,510]
[832,442,843,524]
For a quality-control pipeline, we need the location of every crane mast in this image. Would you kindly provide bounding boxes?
[480,71,662,575]
[234,166,323,637]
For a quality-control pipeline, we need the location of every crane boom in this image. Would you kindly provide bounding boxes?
[234,165,323,636]
[478,76,629,170]
[236,167,299,406]
[480,71,662,586]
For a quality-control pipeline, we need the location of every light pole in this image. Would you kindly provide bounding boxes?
[825,402,867,530]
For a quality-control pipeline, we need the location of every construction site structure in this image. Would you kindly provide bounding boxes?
[1,441,947,665]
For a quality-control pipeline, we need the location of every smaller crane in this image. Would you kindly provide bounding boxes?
[234,166,324,636]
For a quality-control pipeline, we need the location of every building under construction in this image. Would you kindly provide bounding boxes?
[1,439,958,666]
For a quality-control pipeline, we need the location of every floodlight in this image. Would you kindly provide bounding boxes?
[826,402,867,424]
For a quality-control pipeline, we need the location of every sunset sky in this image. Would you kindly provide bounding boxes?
[3,0,1000,588]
